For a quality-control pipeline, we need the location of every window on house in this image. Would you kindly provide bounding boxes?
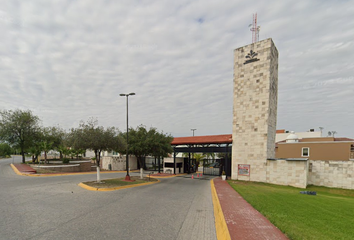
[302,147,309,157]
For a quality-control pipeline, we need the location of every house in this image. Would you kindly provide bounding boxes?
[275,129,321,142]
[276,131,354,161]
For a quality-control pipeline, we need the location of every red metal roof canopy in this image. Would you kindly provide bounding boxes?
[172,134,232,145]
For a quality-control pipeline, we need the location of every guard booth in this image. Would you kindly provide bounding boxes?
[163,157,184,174]
[171,134,232,176]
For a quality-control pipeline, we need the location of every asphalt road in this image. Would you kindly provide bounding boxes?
[0,156,216,240]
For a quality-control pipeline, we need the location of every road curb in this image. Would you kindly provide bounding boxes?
[211,179,231,240]
[10,164,140,177]
[10,164,28,176]
[78,178,160,191]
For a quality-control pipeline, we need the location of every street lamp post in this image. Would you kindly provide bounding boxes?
[190,129,196,170]
[120,92,135,181]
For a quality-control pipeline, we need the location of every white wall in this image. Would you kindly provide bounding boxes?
[266,159,308,188]
[264,159,354,190]
[164,157,184,174]
[101,155,137,171]
[276,131,321,142]
[308,160,354,189]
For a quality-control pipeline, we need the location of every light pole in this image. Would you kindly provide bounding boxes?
[191,129,196,168]
[120,92,135,181]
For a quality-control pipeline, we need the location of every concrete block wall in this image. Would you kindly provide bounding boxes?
[266,160,308,188]
[264,160,354,190]
[78,161,92,172]
[308,160,354,189]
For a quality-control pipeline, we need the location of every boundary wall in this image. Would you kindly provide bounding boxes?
[101,155,137,171]
[263,159,354,189]
[266,159,308,188]
[308,160,354,189]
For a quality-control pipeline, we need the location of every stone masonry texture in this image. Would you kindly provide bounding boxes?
[232,38,278,181]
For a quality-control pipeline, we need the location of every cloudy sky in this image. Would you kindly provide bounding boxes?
[0,0,353,138]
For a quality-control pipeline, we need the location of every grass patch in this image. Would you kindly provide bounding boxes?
[228,181,354,240]
[83,176,158,188]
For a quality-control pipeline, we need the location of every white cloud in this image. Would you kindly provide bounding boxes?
[0,0,353,138]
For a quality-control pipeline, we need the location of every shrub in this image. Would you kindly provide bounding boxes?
[0,143,12,157]
[62,158,70,164]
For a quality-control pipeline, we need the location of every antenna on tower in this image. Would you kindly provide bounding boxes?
[249,13,260,43]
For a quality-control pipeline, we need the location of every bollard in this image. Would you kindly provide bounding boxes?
[140,168,143,179]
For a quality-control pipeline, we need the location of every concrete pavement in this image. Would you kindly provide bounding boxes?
[3,157,289,240]
[0,156,217,240]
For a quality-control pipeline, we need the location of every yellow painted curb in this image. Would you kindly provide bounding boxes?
[211,179,231,240]
[10,164,26,176]
[10,164,140,177]
[78,178,160,191]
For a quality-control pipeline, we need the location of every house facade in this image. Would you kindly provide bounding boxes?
[276,135,354,161]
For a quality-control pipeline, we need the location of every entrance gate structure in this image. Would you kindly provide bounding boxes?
[171,134,232,176]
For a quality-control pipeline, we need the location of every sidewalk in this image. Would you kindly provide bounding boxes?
[213,178,289,240]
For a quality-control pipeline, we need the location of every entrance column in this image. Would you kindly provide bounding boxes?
[231,38,278,182]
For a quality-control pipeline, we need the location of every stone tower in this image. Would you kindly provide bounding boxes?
[231,38,278,181]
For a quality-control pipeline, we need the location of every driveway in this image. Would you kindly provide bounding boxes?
[0,156,216,240]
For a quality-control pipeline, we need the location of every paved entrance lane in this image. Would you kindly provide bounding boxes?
[0,158,216,240]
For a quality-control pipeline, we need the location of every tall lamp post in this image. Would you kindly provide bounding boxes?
[120,92,135,181]
[190,129,196,171]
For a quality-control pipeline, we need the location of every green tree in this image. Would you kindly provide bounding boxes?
[27,126,66,163]
[71,119,123,182]
[126,125,149,169]
[43,126,67,160]
[27,144,41,163]
[194,153,205,167]
[149,129,173,158]
[0,142,13,157]
[39,140,53,164]
[127,125,173,170]
[0,109,41,163]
